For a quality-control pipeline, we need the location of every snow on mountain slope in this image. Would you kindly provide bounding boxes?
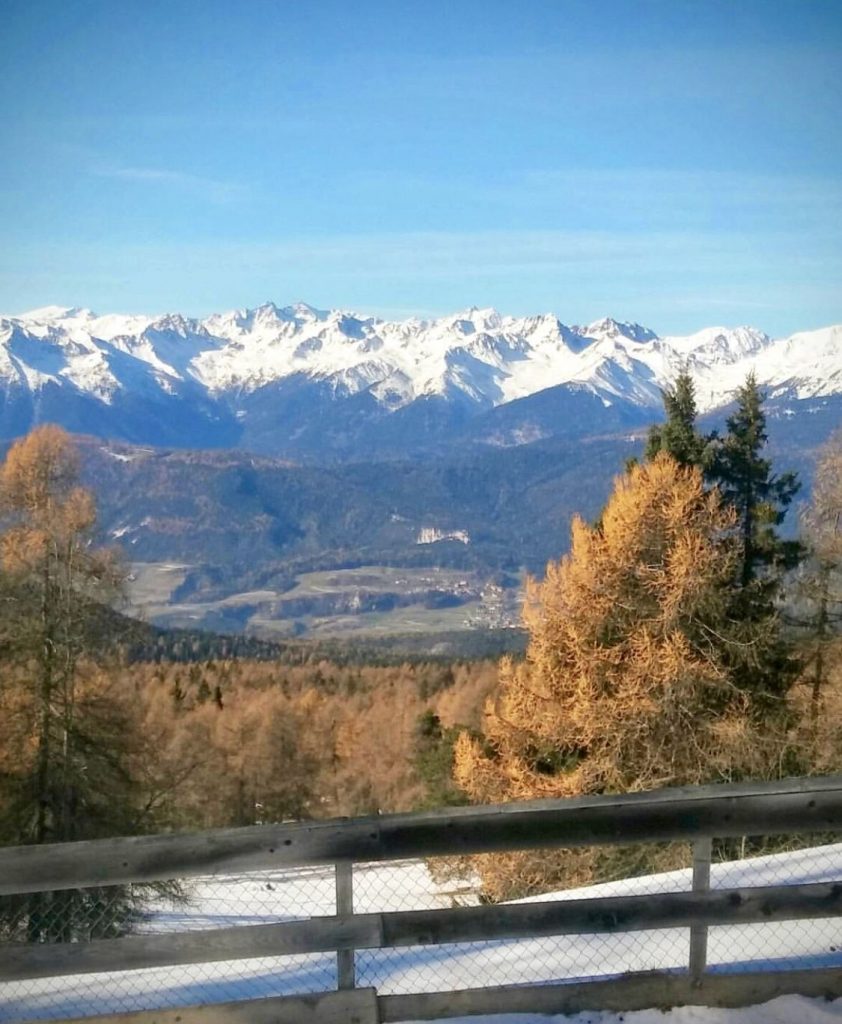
[0,317,122,402]
[762,325,842,399]
[1,303,839,450]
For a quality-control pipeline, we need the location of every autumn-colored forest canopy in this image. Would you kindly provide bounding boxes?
[1,375,841,909]
[0,427,498,845]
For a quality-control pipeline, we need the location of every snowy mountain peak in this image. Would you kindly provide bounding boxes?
[580,317,659,344]
[460,306,503,330]
[245,301,283,323]
[663,325,772,363]
[1,302,839,446]
[145,313,205,337]
[22,305,96,323]
[286,301,326,321]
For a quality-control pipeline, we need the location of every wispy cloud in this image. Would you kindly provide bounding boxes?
[91,163,247,203]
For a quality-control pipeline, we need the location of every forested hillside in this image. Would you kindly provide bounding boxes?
[78,434,632,576]
[0,392,818,642]
[1,385,841,929]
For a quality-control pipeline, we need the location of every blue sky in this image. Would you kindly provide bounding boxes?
[3,0,841,335]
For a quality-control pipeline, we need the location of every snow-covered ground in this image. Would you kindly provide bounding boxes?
[1,844,841,1023]
[406,997,842,1024]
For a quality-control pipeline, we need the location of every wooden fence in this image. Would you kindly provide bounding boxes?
[2,775,842,1023]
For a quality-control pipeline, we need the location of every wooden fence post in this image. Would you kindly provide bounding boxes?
[689,837,712,984]
[335,861,355,990]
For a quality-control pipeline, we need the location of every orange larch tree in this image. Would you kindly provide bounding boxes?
[453,454,788,899]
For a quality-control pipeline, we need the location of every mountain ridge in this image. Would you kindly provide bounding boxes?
[1,303,839,459]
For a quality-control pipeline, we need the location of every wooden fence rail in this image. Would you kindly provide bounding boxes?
[2,774,841,896]
[4,880,842,983]
[2,775,842,1023]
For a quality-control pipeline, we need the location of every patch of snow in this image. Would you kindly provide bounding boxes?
[417,527,471,545]
[101,448,140,462]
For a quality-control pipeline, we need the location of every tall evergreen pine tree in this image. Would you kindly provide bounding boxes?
[712,373,802,586]
[645,371,710,469]
[710,373,803,702]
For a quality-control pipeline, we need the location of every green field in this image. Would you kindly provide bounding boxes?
[125,562,521,638]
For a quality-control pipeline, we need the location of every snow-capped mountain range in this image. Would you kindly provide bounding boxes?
[1,302,839,457]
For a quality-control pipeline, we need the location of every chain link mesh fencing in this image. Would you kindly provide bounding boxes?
[2,836,841,1022]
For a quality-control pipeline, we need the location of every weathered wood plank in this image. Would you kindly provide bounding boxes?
[336,860,356,990]
[0,817,382,896]
[2,774,841,895]
[18,989,380,1024]
[376,785,842,861]
[378,966,842,1021]
[0,914,381,981]
[378,880,842,948]
[689,835,712,983]
[4,881,841,982]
